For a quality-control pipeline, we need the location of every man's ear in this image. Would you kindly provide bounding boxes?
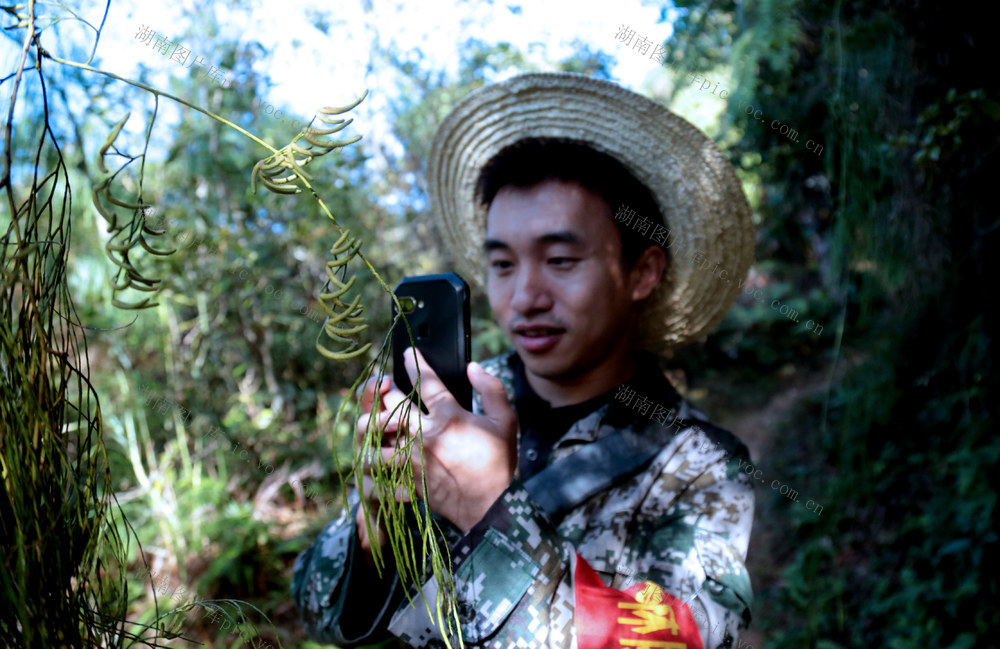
[629,244,667,302]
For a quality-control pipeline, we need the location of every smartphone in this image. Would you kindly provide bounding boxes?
[391,273,472,411]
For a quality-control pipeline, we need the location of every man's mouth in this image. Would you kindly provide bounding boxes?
[513,325,566,352]
[518,328,562,337]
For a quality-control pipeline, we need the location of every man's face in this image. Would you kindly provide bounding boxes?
[484,178,648,382]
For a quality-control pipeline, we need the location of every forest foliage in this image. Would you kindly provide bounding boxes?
[1,0,997,648]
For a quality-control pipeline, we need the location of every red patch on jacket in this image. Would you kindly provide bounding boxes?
[573,553,704,649]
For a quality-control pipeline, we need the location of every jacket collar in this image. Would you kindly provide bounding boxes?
[504,350,684,447]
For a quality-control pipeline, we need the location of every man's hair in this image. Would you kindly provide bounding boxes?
[475,138,668,269]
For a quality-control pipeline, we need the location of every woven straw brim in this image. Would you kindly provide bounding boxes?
[427,72,754,351]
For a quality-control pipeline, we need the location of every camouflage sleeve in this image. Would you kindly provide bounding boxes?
[388,479,576,647]
[618,425,756,649]
[386,425,754,649]
[291,490,405,646]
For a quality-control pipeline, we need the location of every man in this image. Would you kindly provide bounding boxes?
[293,72,756,649]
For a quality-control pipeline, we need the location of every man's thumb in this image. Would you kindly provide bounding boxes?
[467,362,512,421]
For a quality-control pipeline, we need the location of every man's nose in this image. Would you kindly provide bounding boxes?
[509,264,553,314]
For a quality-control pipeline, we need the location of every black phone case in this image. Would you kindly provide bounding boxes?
[391,273,472,411]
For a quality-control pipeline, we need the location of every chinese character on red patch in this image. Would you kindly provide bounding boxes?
[573,554,703,649]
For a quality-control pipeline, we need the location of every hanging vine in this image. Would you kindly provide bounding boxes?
[2,0,463,645]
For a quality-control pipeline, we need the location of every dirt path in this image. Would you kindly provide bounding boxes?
[722,368,833,464]
[714,366,834,649]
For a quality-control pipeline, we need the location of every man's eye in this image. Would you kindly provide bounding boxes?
[548,257,577,267]
[490,259,513,270]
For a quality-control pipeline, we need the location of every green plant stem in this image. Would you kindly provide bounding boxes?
[42,54,278,155]
[294,159,461,642]
[294,170,396,300]
[2,1,37,246]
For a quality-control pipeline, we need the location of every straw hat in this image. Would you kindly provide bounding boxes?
[427,72,754,351]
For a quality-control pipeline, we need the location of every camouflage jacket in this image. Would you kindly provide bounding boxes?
[292,350,755,648]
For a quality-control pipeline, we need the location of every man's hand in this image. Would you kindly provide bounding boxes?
[359,348,518,534]
[354,376,394,561]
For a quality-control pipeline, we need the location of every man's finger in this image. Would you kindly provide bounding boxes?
[380,443,417,473]
[356,411,373,447]
[358,443,384,477]
[378,380,416,423]
[403,346,454,410]
[360,465,419,506]
[359,374,393,413]
[358,474,377,499]
[356,411,390,450]
[355,493,388,555]
[356,409,404,448]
